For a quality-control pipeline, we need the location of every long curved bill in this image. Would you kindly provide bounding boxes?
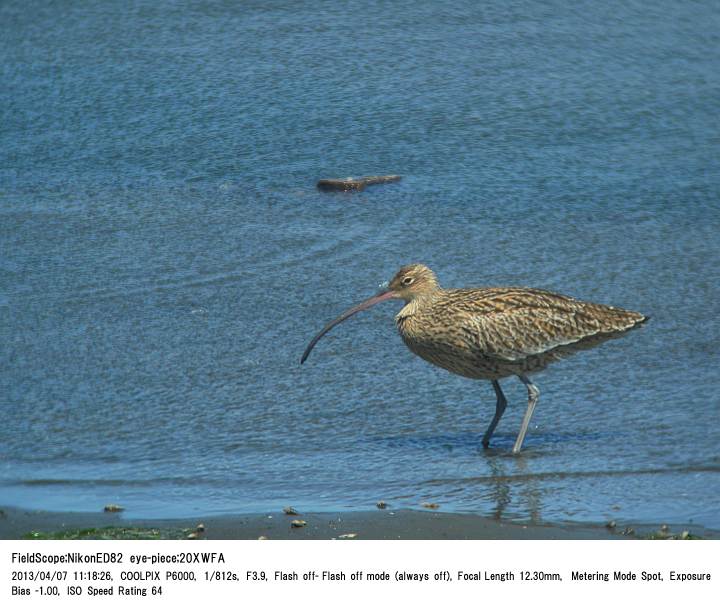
[300,288,397,364]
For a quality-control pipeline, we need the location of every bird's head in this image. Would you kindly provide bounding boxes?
[387,263,440,302]
[300,263,439,363]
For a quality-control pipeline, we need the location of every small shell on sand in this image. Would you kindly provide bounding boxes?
[291,520,307,528]
[103,504,124,513]
[421,502,439,509]
[283,506,299,515]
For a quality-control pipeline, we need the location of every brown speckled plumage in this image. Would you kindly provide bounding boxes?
[302,263,648,453]
[395,280,645,380]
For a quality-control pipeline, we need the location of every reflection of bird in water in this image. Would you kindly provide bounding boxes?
[301,264,648,453]
[486,456,511,520]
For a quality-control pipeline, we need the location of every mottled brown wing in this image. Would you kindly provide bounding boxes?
[445,288,645,362]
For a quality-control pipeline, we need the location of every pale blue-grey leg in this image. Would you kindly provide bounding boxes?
[513,375,540,453]
[482,380,507,448]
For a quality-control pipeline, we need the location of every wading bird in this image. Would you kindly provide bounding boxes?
[301,264,647,453]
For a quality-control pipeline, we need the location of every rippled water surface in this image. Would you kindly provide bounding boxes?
[2,0,719,529]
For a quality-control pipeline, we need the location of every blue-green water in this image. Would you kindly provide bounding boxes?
[1,0,719,529]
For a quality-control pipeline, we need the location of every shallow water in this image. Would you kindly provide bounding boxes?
[1,0,719,529]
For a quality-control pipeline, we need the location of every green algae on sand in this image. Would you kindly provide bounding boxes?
[23,526,194,540]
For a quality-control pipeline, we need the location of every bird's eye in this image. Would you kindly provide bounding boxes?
[402,276,414,285]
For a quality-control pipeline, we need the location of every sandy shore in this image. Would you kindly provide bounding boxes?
[2,506,712,540]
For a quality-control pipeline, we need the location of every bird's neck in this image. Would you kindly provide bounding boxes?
[396,290,440,320]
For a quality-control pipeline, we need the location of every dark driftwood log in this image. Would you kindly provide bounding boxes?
[316,175,402,192]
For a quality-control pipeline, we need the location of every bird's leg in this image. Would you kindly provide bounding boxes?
[512,375,540,453]
[482,380,507,448]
